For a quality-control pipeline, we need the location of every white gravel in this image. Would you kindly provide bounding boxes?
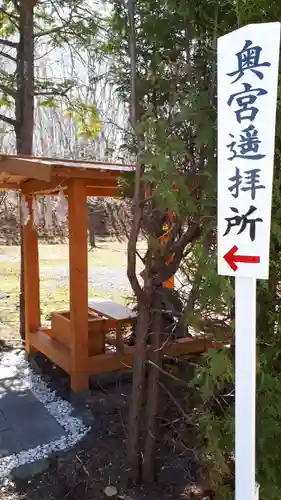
[0,349,90,483]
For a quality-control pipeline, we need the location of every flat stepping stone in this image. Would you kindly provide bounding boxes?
[0,389,65,458]
[0,349,90,481]
[0,411,9,432]
[0,428,25,457]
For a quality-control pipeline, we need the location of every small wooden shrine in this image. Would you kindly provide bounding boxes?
[0,153,226,391]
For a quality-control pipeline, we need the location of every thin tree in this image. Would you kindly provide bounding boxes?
[126,0,152,480]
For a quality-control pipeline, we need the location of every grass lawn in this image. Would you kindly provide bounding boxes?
[0,238,145,347]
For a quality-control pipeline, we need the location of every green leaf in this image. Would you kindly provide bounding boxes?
[66,100,102,139]
[38,98,58,108]
[0,96,13,108]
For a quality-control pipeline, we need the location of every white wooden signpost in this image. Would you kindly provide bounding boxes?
[217,22,281,500]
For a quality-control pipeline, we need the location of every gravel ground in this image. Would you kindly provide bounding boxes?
[43,264,132,296]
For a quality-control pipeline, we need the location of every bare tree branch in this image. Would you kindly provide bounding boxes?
[147,359,190,388]
[158,381,194,424]
[0,114,16,126]
[153,223,201,286]
[35,23,70,38]
[34,87,73,97]
[0,50,17,63]
[0,38,18,49]
[34,3,75,38]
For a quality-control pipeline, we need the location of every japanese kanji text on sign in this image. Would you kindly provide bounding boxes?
[217,23,281,278]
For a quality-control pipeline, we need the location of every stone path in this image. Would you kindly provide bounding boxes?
[0,349,89,481]
[0,383,65,458]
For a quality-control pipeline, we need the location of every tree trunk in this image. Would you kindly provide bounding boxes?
[17,0,35,340]
[89,229,96,249]
[142,312,162,483]
[127,300,150,481]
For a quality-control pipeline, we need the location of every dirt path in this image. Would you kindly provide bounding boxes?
[43,263,132,296]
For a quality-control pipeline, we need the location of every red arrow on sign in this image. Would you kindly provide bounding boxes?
[223,245,260,272]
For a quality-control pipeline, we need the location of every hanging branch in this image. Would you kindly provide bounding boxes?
[0,50,17,63]
[0,38,18,49]
[0,114,17,126]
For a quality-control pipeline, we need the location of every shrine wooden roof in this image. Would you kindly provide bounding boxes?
[0,154,135,197]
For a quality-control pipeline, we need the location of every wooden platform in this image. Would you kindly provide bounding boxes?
[29,328,231,374]
[28,301,232,391]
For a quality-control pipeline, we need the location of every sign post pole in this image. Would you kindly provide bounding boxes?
[235,277,256,500]
[217,22,281,500]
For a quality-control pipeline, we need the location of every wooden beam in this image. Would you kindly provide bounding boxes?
[88,347,134,374]
[86,186,119,197]
[21,177,119,196]
[86,338,231,376]
[68,178,89,391]
[30,330,71,373]
[86,178,118,188]
[0,183,20,190]
[54,166,121,180]
[23,195,40,352]
[162,337,231,357]
[21,177,67,194]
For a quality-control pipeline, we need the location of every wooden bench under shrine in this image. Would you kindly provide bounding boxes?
[88,298,137,351]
